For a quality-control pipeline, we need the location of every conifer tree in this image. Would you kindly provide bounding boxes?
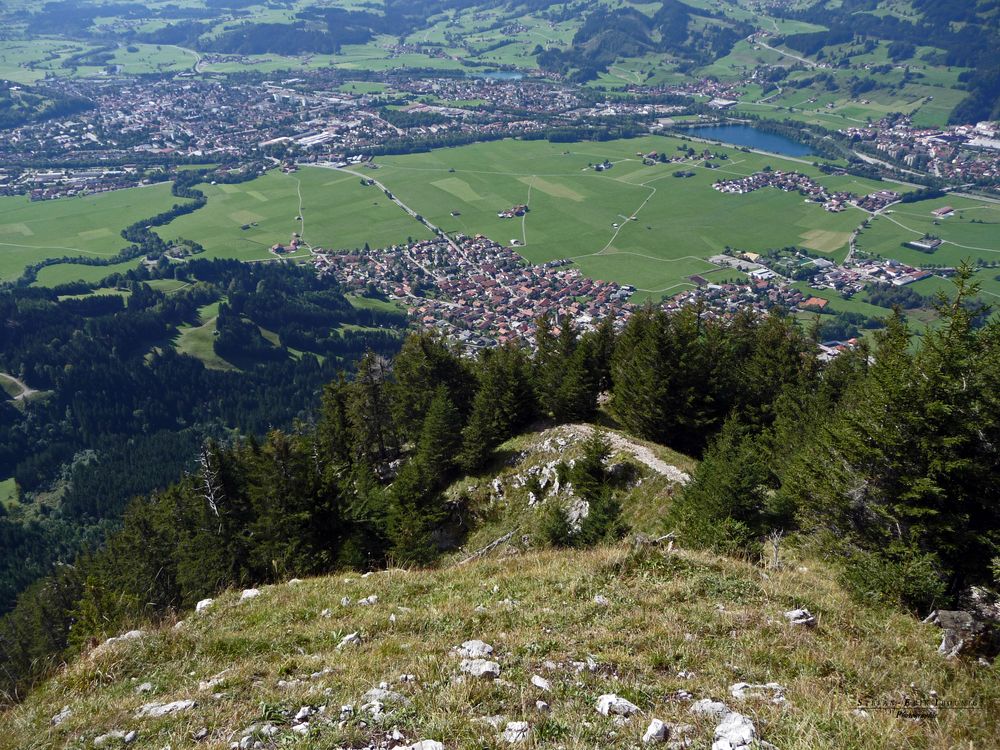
[390,333,473,441]
[346,352,398,468]
[666,416,772,553]
[416,386,462,478]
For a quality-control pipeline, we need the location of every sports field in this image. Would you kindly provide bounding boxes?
[157,168,434,263]
[0,183,185,283]
[367,136,901,296]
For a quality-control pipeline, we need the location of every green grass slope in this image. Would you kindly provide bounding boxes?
[5,547,997,749]
[2,425,997,750]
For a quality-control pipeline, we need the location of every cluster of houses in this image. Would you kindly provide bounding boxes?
[712,170,855,212]
[712,170,905,214]
[313,235,633,348]
[854,189,900,212]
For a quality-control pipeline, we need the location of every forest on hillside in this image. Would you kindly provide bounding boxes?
[0,259,407,622]
[2,267,997,703]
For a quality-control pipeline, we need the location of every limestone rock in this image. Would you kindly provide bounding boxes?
[358,595,379,606]
[501,721,530,743]
[689,699,730,718]
[362,687,409,706]
[198,669,229,691]
[924,607,999,659]
[596,693,640,717]
[455,639,493,658]
[643,719,669,743]
[135,699,195,718]
[337,632,362,649]
[196,598,214,613]
[729,682,786,704]
[530,674,551,692]
[593,594,610,606]
[103,630,144,648]
[134,682,154,694]
[240,588,260,601]
[94,730,137,746]
[711,711,756,750]
[783,608,816,627]
[461,658,501,679]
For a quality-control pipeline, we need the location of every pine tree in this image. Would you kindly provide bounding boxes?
[569,430,626,546]
[390,333,473,441]
[459,345,538,472]
[346,352,399,469]
[416,386,462,478]
[666,416,773,553]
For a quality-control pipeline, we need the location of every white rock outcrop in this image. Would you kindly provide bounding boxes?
[135,700,195,718]
[642,719,669,743]
[502,721,530,743]
[240,588,260,601]
[689,699,730,718]
[729,682,786,704]
[103,630,144,648]
[596,694,640,717]
[711,711,756,750]
[196,598,214,613]
[455,639,493,658]
[392,741,444,750]
[460,658,501,679]
[783,608,816,627]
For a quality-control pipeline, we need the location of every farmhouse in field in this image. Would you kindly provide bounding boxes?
[497,204,528,218]
[931,205,954,218]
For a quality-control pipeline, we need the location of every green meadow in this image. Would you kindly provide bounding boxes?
[0,184,184,283]
[368,136,902,296]
[157,167,434,263]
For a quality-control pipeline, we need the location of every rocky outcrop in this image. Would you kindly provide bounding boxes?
[134,700,195,718]
[924,591,1000,660]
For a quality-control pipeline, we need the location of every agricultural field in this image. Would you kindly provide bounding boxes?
[856,195,1000,301]
[0,183,185,283]
[157,167,434,263]
[368,135,904,296]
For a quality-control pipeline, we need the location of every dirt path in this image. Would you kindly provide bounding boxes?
[563,424,690,484]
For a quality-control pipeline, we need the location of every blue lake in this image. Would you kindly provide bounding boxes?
[683,124,814,157]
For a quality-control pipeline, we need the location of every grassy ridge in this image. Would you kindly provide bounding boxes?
[5,544,997,749]
[3,423,997,749]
